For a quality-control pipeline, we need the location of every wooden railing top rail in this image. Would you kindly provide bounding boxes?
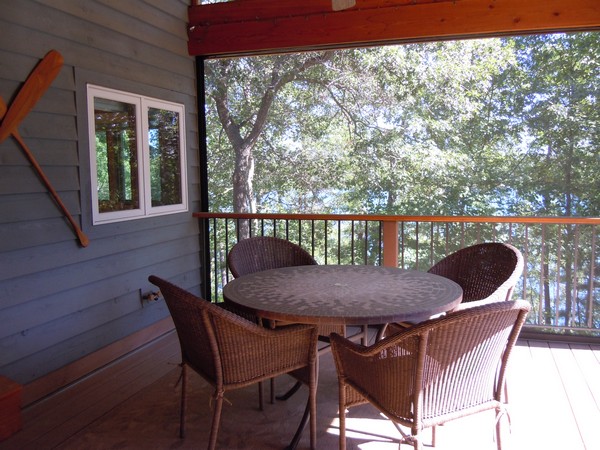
[194,212,600,225]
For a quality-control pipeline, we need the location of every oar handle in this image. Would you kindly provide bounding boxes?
[13,133,90,247]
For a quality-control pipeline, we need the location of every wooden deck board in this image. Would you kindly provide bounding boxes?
[590,344,600,363]
[1,335,598,450]
[34,337,180,448]
[2,332,179,449]
[557,343,600,450]
[502,340,537,449]
[570,344,600,409]
[525,341,586,449]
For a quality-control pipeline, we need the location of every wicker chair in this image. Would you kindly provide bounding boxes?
[227,236,367,348]
[385,242,523,336]
[331,300,531,450]
[227,236,318,278]
[428,242,524,307]
[149,275,318,450]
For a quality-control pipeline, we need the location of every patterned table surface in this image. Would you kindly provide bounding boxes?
[223,265,463,326]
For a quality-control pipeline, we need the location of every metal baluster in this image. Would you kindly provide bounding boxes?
[364,220,369,265]
[587,225,596,329]
[337,221,342,264]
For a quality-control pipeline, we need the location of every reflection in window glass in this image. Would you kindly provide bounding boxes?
[148,107,182,207]
[94,98,139,213]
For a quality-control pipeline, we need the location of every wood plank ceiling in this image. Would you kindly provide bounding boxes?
[187,0,600,57]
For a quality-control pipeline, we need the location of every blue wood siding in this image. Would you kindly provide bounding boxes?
[0,0,200,385]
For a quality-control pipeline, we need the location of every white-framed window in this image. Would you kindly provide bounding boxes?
[87,85,187,224]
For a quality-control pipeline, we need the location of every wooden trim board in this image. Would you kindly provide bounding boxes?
[188,0,600,56]
[22,317,175,407]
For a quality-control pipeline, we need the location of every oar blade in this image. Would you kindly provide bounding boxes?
[0,50,64,142]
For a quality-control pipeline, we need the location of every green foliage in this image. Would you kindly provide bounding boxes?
[205,33,599,219]
[204,32,599,332]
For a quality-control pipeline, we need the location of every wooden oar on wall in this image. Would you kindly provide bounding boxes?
[0,50,89,247]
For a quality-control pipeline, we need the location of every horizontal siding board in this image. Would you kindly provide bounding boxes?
[0,139,79,166]
[0,166,81,194]
[0,264,200,382]
[1,301,172,383]
[0,289,169,367]
[0,235,200,314]
[0,21,195,96]
[0,255,199,344]
[0,202,200,254]
[3,1,194,77]
[0,192,83,224]
[0,216,83,250]
[188,186,201,204]
[38,0,189,54]
[77,50,196,96]
[97,0,189,43]
[0,47,75,92]
[0,216,198,280]
[0,0,200,386]
[0,83,76,119]
[136,0,191,29]
[0,261,200,371]
[79,212,199,244]
[150,267,204,298]
[13,111,77,141]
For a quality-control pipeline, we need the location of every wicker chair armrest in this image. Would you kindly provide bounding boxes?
[210,308,318,382]
[330,330,419,376]
[331,330,420,421]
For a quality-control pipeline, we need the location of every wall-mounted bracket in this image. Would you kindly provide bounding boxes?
[141,290,162,306]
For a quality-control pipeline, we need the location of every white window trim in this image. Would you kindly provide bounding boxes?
[87,84,188,225]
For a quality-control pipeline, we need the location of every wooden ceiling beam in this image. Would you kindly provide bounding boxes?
[188,0,434,24]
[187,0,600,57]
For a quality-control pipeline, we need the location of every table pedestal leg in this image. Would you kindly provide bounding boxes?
[285,398,310,450]
[276,381,302,401]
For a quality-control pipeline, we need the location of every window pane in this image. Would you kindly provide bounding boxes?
[148,107,182,207]
[93,98,139,213]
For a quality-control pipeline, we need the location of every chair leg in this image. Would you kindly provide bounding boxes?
[495,406,507,450]
[412,428,423,450]
[208,392,225,450]
[414,436,422,450]
[258,381,264,410]
[309,381,317,450]
[270,377,275,404]
[339,384,347,450]
[179,364,187,438]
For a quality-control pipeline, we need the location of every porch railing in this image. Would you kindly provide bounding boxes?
[194,212,599,337]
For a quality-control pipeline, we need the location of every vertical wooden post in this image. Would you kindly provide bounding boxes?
[382,221,399,268]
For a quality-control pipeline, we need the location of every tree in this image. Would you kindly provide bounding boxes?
[506,33,600,326]
[205,53,333,214]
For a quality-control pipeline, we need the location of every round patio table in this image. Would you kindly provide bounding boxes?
[223,264,463,326]
[223,264,463,450]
